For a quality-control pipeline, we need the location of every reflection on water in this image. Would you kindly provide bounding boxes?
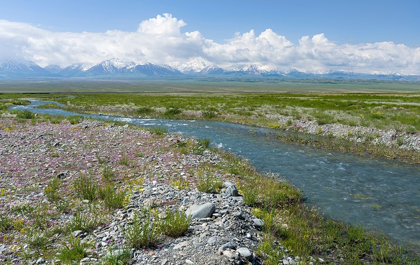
[11,100,420,251]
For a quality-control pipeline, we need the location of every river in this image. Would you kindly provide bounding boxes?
[11,100,420,251]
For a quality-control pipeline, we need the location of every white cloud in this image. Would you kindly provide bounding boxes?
[0,14,419,75]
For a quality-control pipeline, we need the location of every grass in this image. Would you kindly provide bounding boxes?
[102,246,131,265]
[158,207,191,237]
[45,178,62,202]
[196,167,223,193]
[67,210,100,233]
[148,126,168,136]
[57,236,90,264]
[15,109,35,119]
[73,175,98,201]
[123,208,160,249]
[0,216,14,232]
[99,184,126,210]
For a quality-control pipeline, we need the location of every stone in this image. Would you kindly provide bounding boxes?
[186,203,216,219]
[253,218,264,228]
[225,185,239,197]
[236,247,252,260]
[36,258,45,264]
[173,241,189,250]
[223,250,239,259]
[207,236,217,245]
[233,211,243,219]
[218,242,237,252]
[223,181,235,188]
[71,230,83,237]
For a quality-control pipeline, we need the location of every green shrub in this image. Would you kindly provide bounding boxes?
[123,208,159,248]
[45,178,62,202]
[149,126,167,136]
[0,216,14,232]
[202,111,217,119]
[67,211,99,233]
[102,167,116,182]
[27,231,50,251]
[136,106,152,115]
[16,110,35,119]
[73,175,98,201]
[199,138,211,148]
[119,156,131,166]
[102,246,131,265]
[164,107,182,116]
[158,208,191,237]
[196,170,223,193]
[99,185,126,210]
[67,115,83,125]
[58,236,90,263]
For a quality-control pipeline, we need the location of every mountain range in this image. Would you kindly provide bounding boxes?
[0,59,419,81]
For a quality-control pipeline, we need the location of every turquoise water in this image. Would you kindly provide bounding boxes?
[11,100,420,251]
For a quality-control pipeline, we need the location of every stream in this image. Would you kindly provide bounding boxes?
[11,100,420,251]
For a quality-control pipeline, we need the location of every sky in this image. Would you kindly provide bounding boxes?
[0,0,419,74]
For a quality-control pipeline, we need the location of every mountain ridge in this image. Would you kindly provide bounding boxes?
[0,59,419,81]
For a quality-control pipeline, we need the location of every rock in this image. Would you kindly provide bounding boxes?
[233,211,243,219]
[223,181,235,188]
[186,203,216,219]
[224,185,239,197]
[173,241,189,250]
[207,236,218,245]
[0,244,6,253]
[236,247,252,260]
[223,250,239,259]
[218,242,237,252]
[253,218,264,228]
[36,258,45,264]
[71,230,83,237]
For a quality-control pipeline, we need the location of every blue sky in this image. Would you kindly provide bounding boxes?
[1,0,419,46]
[0,0,419,74]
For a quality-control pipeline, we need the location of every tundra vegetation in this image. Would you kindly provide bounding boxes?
[11,91,419,163]
[0,100,418,263]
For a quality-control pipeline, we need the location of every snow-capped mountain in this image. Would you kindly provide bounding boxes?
[0,60,54,78]
[44,65,62,74]
[129,63,182,76]
[85,59,136,76]
[60,63,94,77]
[0,59,418,81]
[175,58,211,73]
[199,65,226,75]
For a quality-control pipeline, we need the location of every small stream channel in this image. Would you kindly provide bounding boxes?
[11,100,420,251]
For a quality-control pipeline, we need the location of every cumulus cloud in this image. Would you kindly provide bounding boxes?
[0,14,419,75]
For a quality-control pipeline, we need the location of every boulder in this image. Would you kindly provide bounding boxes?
[186,203,216,219]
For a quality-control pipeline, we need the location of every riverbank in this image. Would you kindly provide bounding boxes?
[41,92,420,164]
[0,115,417,264]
